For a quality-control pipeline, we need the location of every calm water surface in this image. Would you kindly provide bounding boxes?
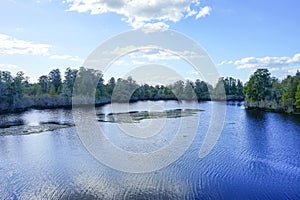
[0,101,300,199]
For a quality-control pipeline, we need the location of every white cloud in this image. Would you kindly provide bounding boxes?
[111,59,146,66]
[110,45,157,55]
[143,22,169,33]
[110,45,201,62]
[0,33,83,63]
[134,49,200,61]
[195,6,211,19]
[217,60,233,66]
[233,54,300,69]
[287,66,300,74]
[0,63,19,70]
[218,53,300,77]
[268,67,281,72]
[64,0,211,29]
[185,9,197,18]
[218,53,300,69]
[288,53,300,63]
[0,34,51,55]
[140,50,180,61]
[49,54,84,62]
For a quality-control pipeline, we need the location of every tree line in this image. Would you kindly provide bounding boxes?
[0,67,244,113]
[243,69,300,113]
[1,66,299,114]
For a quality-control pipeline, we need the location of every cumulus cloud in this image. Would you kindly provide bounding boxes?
[218,54,300,69]
[64,0,211,29]
[0,34,51,55]
[195,6,211,19]
[0,33,83,62]
[286,66,300,74]
[218,53,300,76]
[143,22,169,33]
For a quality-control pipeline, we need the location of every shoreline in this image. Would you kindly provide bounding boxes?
[244,100,300,114]
[0,97,245,115]
[1,98,299,116]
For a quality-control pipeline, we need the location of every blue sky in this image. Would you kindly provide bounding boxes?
[0,0,299,83]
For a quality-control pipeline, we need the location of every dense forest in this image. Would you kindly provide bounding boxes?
[243,69,300,113]
[0,67,299,114]
[0,67,244,113]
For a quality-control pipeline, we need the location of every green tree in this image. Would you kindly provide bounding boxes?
[171,80,184,99]
[194,79,210,100]
[271,77,283,102]
[214,77,226,98]
[106,77,116,96]
[74,67,102,97]
[244,69,272,102]
[62,68,78,98]
[48,69,62,94]
[12,71,25,107]
[0,71,13,106]
[38,75,48,94]
[183,80,195,100]
[236,79,244,96]
[295,83,300,108]
[281,75,295,103]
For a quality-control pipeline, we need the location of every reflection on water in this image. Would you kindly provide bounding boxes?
[0,101,300,199]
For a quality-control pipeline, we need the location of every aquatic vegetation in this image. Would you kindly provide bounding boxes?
[97,109,204,123]
[0,121,74,136]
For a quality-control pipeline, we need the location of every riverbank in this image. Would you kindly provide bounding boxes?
[4,96,300,116]
[0,95,244,115]
[244,100,300,114]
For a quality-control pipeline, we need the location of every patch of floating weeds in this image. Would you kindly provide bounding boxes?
[0,121,74,136]
[97,109,204,123]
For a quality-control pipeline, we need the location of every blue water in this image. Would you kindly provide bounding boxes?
[0,101,299,199]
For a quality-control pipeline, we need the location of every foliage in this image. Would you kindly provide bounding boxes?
[295,83,300,109]
[244,69,300,112]
[0,67,245,112]
[2,66,299,113]
[244,69,272,102]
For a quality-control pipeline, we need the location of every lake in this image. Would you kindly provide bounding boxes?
[0,101,300,199]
